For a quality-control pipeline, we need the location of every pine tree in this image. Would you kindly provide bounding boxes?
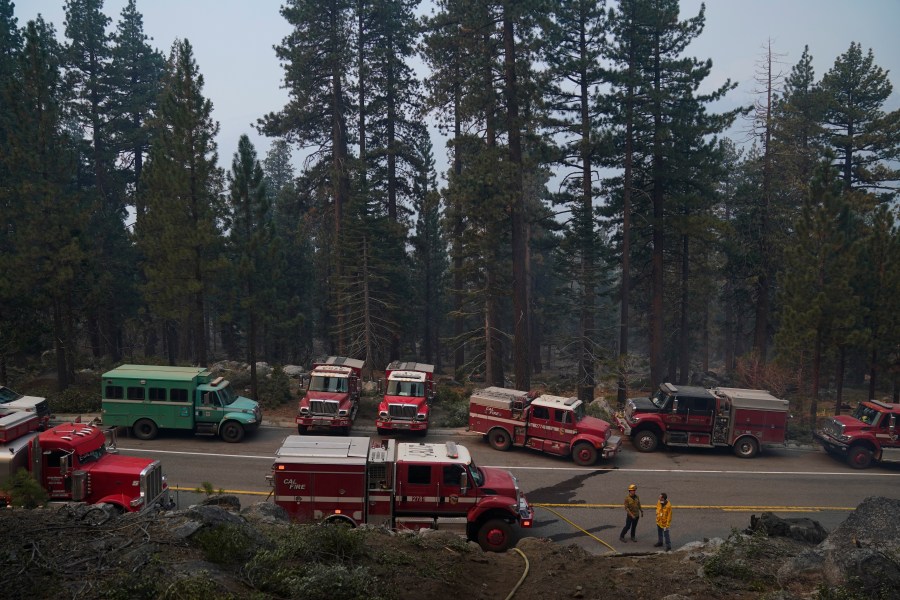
[542,0,609,401]
[3,18,87,389]
[775,162,861,424]
[226,134,274,400]
[819,42,900,199]
[139,39,222,365]
[108,0,166,218]
[261,0,354,354]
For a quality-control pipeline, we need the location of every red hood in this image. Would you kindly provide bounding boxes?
[828,415,871,432]
[480,465,518,497]
[382,395,427,408]
[81,453,156,476]
[576,415,611,438]
[301,391,350,404]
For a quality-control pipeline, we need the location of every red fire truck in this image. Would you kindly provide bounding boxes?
[269,435,534,552]
[0,385,52,430]
[1,410,170,513]
[468,387,621,466]
[615,384,789,458]
[296,356,365,435]
[376,361,435,436]
[814,399,900,469]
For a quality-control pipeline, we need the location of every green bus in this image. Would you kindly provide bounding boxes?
[101,365,262,443]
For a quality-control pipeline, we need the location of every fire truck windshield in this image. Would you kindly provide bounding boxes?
[78,444,107,464]
[386,381,424,397]
[572,402,586,421]
[309,376,347,393]
[852,404,880,425]
[651,391,671,409]
[467,458,485,486]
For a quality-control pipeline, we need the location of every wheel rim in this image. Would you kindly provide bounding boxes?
[638,434,654,451]
[485,527,507,548]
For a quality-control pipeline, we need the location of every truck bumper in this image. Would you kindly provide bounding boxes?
[813,430,849,455]
[614,413,632,436]
[376,420,427,431]
[297,416,352,430]
[603,435,623,458]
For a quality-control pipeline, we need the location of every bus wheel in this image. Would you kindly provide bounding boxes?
[132,419,158,441]
[221,421,245,443]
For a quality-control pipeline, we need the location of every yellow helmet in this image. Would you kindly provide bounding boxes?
[628,484,637,491]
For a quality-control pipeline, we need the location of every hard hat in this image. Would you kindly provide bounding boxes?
[628,484,637,491]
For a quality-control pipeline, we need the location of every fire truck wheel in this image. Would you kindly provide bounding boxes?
[297,425,309,434]
[132,419,158,441]
[488,429,512,451]
[847,446,873,469]
[377,427,389,436]
[83,505,112,526]
[633,429,659,452]
[220,421,245,443]
[477,518,513,552]
[733,436,759,459]
[572,442,598,466]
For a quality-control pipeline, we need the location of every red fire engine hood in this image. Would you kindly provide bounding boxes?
[303,391,349,403]
[578,415,612,437]
[828,415,870,432]
[479,465,518,496]
[383,395,427,406]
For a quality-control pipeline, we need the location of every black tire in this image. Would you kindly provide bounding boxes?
[488,428,512,451]
[477,518,513,552]
[416,428,428,438]
[298,425,309,434]
[733,436,760,459]
[847,446,873,469]
[377,427,389,436]
[572,442,598,466]
[220,421,245,443]
[132,419,158,441]
[633,429,659,453]
[83,505,111,526]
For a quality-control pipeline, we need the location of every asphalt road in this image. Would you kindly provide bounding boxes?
[112,423,900,555]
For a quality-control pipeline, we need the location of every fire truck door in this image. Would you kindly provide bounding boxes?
[525,405,553,450]
[42,449,70,499]
[876,414,900,462]
[434,464,472,517]
[395,463,437,513]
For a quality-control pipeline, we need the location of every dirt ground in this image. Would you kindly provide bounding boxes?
[0,504,824,600]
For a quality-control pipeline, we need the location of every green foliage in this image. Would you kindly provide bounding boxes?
[195,482,224,497]
[193,524,257,565]
[433,385,468,428]
[816,577,898,600]
[0,468,49,508]
[243,525,382,599]
[585,400,613,423]
[255,366,293,407]
[703,527,786,588]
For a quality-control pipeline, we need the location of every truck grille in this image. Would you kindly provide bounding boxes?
[310,400,340,416]
[140,460,165,510]
[389,404,417,420]
[822,419,843,438]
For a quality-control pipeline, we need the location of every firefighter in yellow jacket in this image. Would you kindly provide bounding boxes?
[654,492,672,551]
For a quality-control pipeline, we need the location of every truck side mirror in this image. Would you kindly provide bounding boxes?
[460,471,468,494]
[672,398,678,414]
[60,454,70,476]
[890,414,896,436]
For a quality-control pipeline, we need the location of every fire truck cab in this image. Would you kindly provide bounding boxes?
[815,400,900,469]
[270,435,533,552]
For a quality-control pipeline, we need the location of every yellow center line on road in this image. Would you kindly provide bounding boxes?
[533,503,857,511]
[169,486,272,496]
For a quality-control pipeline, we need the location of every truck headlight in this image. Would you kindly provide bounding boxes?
[379,411,389,419]
[416,413,426,421]
[338,409,348,417]
[300,407,310,415]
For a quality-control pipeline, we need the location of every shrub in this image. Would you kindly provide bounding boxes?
[193,524,257,565]
[256,365,293,407]
[0,468,49,508]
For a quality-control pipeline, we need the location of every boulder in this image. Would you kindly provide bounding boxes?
[282,365,306,378]
[779,496,900,594]
[748,512,828,543]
